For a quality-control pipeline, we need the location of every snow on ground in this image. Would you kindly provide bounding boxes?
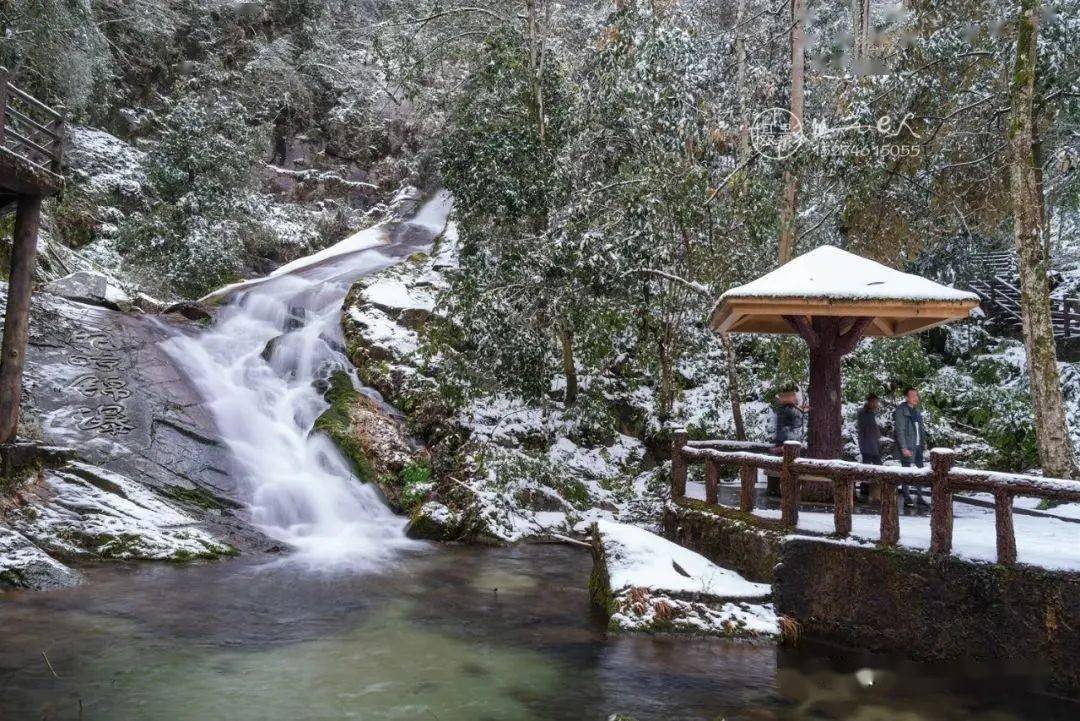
[9,463,234,562]
[751,501,1080,572]
[347,305,420,357]
[364,277,435,312]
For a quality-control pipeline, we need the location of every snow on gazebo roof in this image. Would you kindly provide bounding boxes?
[709,246,979,337]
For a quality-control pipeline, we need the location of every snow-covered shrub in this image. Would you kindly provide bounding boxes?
[116,96,268,296]
[843,336,939,402]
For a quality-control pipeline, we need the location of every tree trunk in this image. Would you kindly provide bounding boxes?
[658,338,674,419]
[0,195,43,444]
[556,321,578,406]
[777,0,806,264]
[734,0,750,159]
[782,315,871,460]
[807,339,843,460]
[720,332,746,440]
[851,0,870,69]
[1008,0,1078,479]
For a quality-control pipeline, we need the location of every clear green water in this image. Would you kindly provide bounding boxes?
[0,545,1074,720]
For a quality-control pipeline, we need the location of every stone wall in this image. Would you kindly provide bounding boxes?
[663,501,1080,697]
[776,537,1080,697]
[661,501,782,582]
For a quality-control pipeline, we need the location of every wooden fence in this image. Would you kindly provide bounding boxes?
[0,67,65,178]
[670,430,1080,566]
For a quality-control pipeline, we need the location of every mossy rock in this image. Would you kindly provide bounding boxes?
[406,502,460,540]
[312,370,379,480]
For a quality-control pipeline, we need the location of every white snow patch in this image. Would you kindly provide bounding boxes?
[592,520,769,599]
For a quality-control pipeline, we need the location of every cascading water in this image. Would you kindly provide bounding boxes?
[162,192,453,567]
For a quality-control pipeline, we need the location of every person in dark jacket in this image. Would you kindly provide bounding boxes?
[772,386,807,449]
[857,394,883,464]
[856,394,883,499]
[893,386,928,508]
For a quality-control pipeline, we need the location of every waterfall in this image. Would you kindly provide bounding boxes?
[162,192,452,567]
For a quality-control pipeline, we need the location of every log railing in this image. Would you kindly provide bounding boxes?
[0,67,65,178]
[670,429,1080,566]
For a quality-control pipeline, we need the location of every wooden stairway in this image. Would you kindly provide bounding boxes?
[967,251,1080,347]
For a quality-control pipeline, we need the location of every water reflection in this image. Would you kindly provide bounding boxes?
[0,546,1075,720]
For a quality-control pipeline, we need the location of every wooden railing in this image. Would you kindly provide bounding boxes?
[670,430,1080,566]
[0,67,65,178]
[968,255,1080,342]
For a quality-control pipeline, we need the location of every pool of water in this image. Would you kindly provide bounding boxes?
[0,545,1075,721]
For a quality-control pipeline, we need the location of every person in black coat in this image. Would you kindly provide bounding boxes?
[856,394,883,465]
[856,394,883,499]
[772,386,807,449]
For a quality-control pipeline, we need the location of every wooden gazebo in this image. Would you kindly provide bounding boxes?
[709,246,978,459]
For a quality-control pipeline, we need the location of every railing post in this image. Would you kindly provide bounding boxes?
[0,66,8,147]
[780,441,801,527]
[994,489,1017,566]
[1066,299,1074,341]
[51,105,65,174]
[833,477,853,536]
[739,465,755,512]
[670,428,688,501]
[704,458,719,505]
[929,448,955,555]
[988,276,997,318]
[879,480,899,547]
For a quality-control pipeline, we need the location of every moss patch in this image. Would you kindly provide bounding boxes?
[312,370,378,480]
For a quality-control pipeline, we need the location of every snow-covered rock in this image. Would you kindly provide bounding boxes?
[0,526,82,590]
[8,462,235,562]
[43,271,134,311]
[589,520,778,638]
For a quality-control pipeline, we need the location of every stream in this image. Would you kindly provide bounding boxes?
[1,195,1077,719]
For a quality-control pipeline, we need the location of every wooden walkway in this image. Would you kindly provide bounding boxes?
[967,250,1080,348]
[671,431,1080,567]
[0,67,65,449]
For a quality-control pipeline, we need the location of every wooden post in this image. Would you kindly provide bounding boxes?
[704,458,719,505]
[739,464,755,512]
[879,481,899,547]
[51,109,65,174]
[779,441,801,527]
[929,448,955,555]
[0,67,8,147]
[0,195,43,444]
[670,428,688,501]
[994,489,1017,566]
[833,478,853,536]
[1064,298,1072,341]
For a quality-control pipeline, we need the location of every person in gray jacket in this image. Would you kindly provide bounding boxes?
[893,387,928,508]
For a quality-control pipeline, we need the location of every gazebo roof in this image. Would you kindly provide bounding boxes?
[709,246,979,337]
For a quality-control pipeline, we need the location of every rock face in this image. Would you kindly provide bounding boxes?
[311,370,425,512]
[0,526,83,591]
[0,284,270,585]
[43,271,134,311]
[7,463,235,563]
